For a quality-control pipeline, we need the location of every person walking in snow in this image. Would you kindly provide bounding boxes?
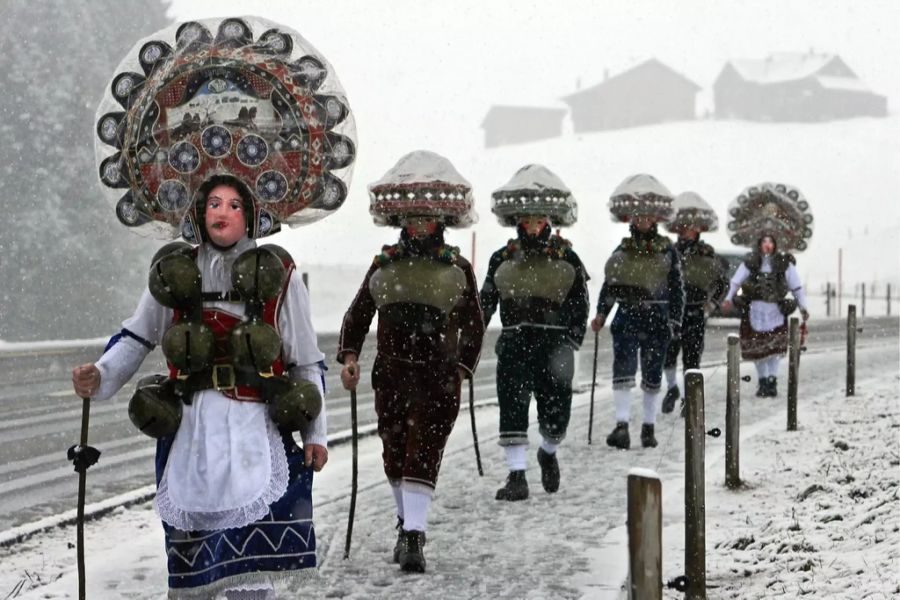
[479,165,589,501]
[660,192,729,413]
[73,17,356,598]
[720,183,813,397]
[337,150,485,573]
[590,174,684,450]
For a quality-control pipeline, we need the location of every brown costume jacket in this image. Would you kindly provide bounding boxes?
[337,255,484,376]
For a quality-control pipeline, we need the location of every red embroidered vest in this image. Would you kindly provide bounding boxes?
[167,250,295,402]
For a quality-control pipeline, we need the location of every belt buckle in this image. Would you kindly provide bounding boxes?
[212,364,236,391]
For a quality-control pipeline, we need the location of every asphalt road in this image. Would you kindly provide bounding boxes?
[1,316,896,532]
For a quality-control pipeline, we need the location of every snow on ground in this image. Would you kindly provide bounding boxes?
[670,375,900,598]
[2,340,898,599]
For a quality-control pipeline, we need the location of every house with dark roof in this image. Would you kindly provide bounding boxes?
[560,59,700,132]
[714,52,887,121]
[481,105,567,148]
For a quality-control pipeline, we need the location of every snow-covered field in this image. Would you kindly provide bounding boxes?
[2,334,897,599]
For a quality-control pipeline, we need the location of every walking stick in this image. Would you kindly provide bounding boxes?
[67,396,100,600]
[587,330,599,445]
[468,376,484,476]
[343,374,359,560]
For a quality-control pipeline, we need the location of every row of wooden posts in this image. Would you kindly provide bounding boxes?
[626,307,862,599]
[824,282,892,317]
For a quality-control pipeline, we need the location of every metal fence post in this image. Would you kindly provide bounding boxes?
[627,470,662,600]
[725,334,741,489]
[825,282,831,317]
[847,305,856,396]
[787,318,800,431]
[684,370,706,600]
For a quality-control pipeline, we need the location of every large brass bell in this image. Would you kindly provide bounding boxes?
[161,321,215,372]
[230,319,282,371]
[150,241,193,268]
[268,378,322,432]
[149,252,202,308]
[232,247,286,303]
[128,374,183,438]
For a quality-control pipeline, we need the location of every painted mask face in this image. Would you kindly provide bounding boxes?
[205,184,247,247]
[759,236,775,255]
[518,215,550,236]
[403,216,440,239]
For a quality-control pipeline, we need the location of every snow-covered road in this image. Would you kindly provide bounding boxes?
[1,332,897,599]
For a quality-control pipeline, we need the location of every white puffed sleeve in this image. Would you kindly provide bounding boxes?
[94,288,173,401]
[279,271,328,447]
[724,263,750,302]
[785,264,808,311]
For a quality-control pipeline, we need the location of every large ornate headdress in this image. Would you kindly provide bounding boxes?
[665,191,719,234]
[368,150,477,228]
[94,16,356,241]
[608,174,674,223]
[727,182,813,252]
[491,164,577,227]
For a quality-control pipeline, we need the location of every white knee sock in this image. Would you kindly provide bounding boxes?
[614,389,632,423]
[505,444,528,471]
[665,367,678,390]
[755,359,768,380]
[390,482,404,520]
[540,438,560,455]
[766,355,781,377]
[401,488,432,532]
[643,390,660,425]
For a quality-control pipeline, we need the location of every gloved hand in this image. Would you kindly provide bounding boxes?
[800,309,810,321]
[668,320,682,341]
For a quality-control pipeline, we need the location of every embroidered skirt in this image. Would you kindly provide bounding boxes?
[739,312,788,361]
[155,431,317,598]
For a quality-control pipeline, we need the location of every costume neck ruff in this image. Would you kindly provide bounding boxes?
[727,182,813,252]
[491,164,577,227]
[95,16,356,240]
[368,150,477,228]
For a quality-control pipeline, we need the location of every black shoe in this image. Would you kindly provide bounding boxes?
[397,530,427,573]
[392,517,404,563]
[661,386,680,413]
[755,379,766,397]
[606,422,630,450]
[766,376,778,397]
[536,448,560,493]
[495,470,529,501]
[641,424,658,448]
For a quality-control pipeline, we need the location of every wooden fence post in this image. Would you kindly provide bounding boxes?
[628,470,662,600]
[846,305,856,397]
[787,318,800,431]
[888,284,892,317]
[725,334,741,488]
[302,271,309,289]
[684,370,706,600]
[825,282,831,317]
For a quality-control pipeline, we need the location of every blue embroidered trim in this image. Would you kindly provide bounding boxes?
[105,328,155,352]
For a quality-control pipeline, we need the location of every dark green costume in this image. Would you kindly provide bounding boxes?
[481,227,590,446]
